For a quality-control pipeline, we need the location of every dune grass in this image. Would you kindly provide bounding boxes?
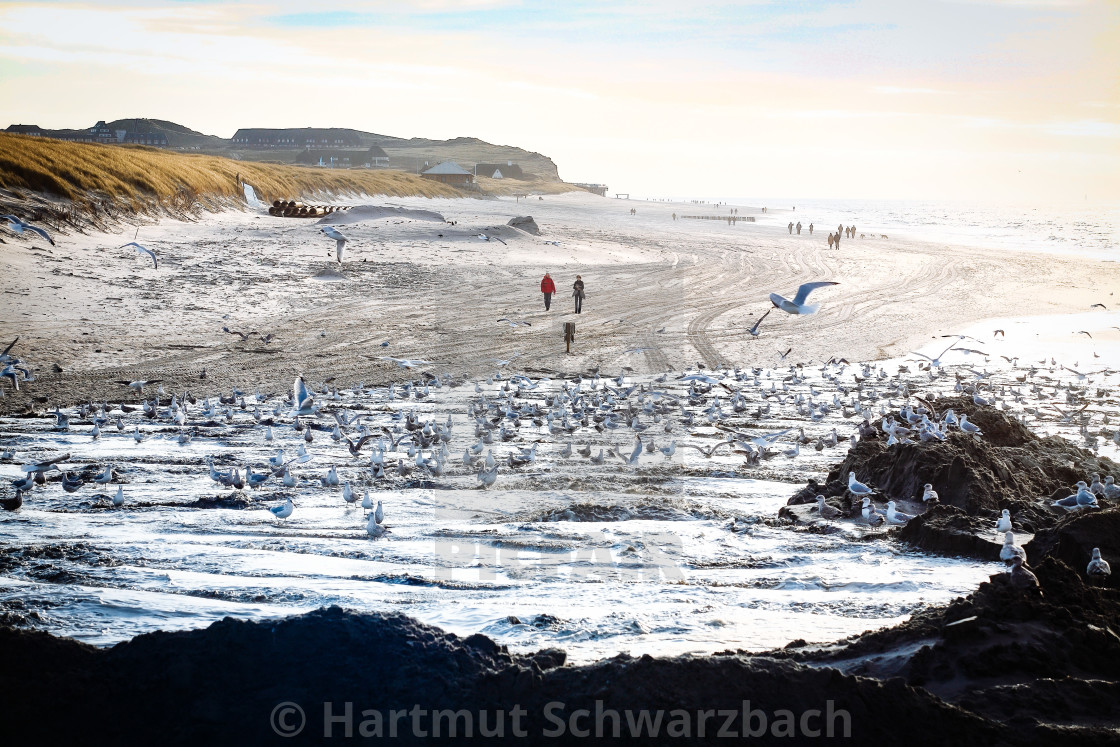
[0,132,463,207]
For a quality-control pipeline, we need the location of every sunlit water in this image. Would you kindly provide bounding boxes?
[729,198,1120,259]
[1,354,1116,662]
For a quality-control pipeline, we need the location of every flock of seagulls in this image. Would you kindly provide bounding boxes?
[1,348,1114,589]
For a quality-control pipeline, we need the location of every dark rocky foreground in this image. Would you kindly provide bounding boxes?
[2,515,1118,745]
[3,398,1118,745]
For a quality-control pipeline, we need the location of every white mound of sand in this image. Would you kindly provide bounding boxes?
[317,205,445,225]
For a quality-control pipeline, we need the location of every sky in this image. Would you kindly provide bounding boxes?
[0,0,1118,204]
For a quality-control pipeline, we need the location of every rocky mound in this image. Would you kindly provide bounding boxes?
[507,215,540,234]
[819,397,1115,520]
[787,398,1118,557]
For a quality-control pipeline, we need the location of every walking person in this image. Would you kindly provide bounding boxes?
[788,221,794,234]
[827,233,834,250]
[540,272,556,311]
[796,221,802,235]
[572,275,585,314]
[808,223,813,235]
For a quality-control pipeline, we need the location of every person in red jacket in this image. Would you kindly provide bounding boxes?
[541,272,556,310]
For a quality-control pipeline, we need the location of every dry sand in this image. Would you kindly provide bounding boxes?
[1,191,1117,409]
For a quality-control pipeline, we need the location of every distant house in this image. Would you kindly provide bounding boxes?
[4,124,44,137]
[475,161,528,180]
[231,128,363,150]
[90,121,118,144]
[295,145,390,168]
[420,161,474,186]
[367,145,389,168]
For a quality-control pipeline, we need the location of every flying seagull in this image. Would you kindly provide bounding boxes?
[121,242,158,269]
[497,318,532,328]
[2,215,55,245]
[769,281,839,315]
[321,226,348,263]
[747,308,771,337]
[477,233,507,245]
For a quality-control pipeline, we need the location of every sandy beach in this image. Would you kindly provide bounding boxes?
[1,192,1117,411]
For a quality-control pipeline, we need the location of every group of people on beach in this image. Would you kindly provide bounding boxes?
[827,224,856,250]
[539,272,584,314]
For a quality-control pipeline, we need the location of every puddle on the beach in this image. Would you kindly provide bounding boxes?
[1,358,1116,663]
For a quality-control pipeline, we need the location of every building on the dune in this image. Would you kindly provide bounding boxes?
[4,124,44,137]
[231,128,364,150]
[420,161,475,186]
[18,121,169,147]
[475,161,529,180]
[294,145,390,168]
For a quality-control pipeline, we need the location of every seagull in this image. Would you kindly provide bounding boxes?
[816,495,842,519]
[112,485,124,506]
[497,318,532,328]
[121,242,157,269]
[0,484,24,511]
[116,380,162,395]
[861,497,884,526]
[290,376,318,416]
[1000,531,1026,564]
[1052,481,1098,509]
[477,233,507,245]
[886,500,913,525]
[366,511,386,537]
[321,226,348,263]
[996,509,1012,533]
[374,500,384,524]
[747,309,771,337]
[269,496,294,520]
[921,484,939,503]
[910,340,960,368]
[1087,548,1111,584]
[477,463,498,487]
[93,465,113,484]
[958,414,982,435]
[769,281,839,315]
[847,471,873,496]
[2,215,55,245]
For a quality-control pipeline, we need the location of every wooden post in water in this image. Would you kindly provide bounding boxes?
[564,322,575,354]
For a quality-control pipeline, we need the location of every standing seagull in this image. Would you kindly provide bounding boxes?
[1087,548,1111,584]
[2,215,55,245]
[121,242,158,269]
[769,281,839,315]
[321,226,348,263]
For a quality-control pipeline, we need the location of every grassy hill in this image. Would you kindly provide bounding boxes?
[0,132,462,207]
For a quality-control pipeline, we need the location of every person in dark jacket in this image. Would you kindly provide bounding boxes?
[572,275,585,314]
[541,272,556,310]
